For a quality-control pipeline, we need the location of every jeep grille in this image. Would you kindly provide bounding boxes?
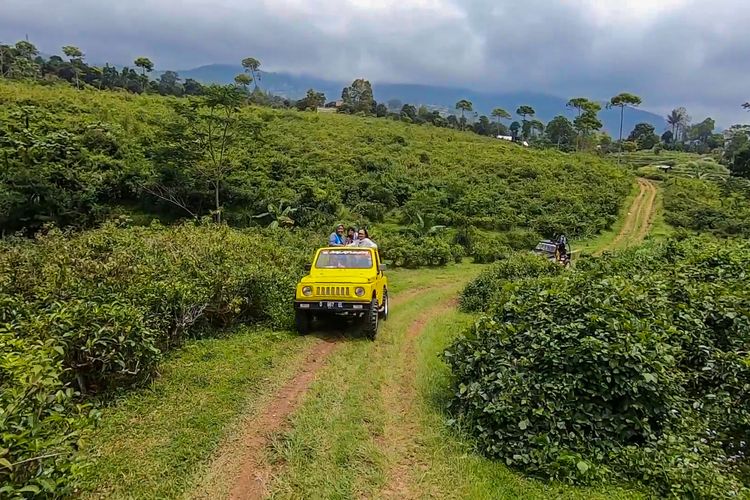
[316,286,350,297]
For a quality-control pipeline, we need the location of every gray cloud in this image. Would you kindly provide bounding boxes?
[2,0,749,125]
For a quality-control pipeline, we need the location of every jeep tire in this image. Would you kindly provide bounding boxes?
[295,309,311,335]
[365,298,379,340]
[380,290,389,321]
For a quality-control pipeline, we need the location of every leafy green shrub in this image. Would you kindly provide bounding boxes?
[504,228,542,251]
[0,328,96,497]
[0,222,311,392]
[447,238,750,496]
[664,177,750,237]
[459,253,562,311]
[379,233,455,268]
[470,235,511,264]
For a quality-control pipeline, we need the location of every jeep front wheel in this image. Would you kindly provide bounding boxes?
[380,290,389,321]
[364,298,379,340]
[295,309,311,335]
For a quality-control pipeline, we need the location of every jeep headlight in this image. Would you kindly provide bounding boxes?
[302,286,313,296]
[355,287,365,297]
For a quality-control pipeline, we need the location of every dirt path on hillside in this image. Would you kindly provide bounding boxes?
[189,337,340,500]
[379,297,459,499]
[189,287,431,500]
[596,178,657,255]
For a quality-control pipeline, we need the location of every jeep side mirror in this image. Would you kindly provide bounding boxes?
[378,264,386,271]
[304,263,311,271]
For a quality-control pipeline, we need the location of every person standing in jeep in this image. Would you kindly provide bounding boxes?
[328,224,346,246]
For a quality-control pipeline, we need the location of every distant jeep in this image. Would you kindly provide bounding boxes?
[294,247,388,339]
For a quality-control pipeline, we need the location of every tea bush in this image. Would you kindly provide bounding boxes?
[664,177,750,237]
[0,222,315,492]
[0,329,96,497]
[447,237,750,497]
[0,221,312,392]
[459,252,563,311]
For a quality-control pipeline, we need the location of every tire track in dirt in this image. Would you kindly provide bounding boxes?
[188,337,340,500]
[188,287,437,500]
[635,179,658,242]
[379,295,459,500]
[597,178,657,255]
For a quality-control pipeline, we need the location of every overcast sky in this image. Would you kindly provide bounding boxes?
[3,0,749,125]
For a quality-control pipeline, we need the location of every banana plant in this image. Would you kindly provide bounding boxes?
[253,201,297,228]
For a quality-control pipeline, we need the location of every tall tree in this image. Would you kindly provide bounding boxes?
[516,105,535,139]
[134,57,154,76]
[182,85,258,222]
[62,45,84,89]
[566,98,600,150]
[241,57,261,89]
[455,99,473,130]
[341,79,375,115]
[7,41,40,78]
[608,92,642,162]
[491,107,511,136]
[566,97,590,117]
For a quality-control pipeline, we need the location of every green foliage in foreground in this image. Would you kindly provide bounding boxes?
[447,237,750,497]
[0,222,314,494]
[0,81,631,241]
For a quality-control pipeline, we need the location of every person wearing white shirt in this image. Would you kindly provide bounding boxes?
[350,228,377,248]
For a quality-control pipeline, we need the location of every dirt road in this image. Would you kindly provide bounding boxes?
[596,178,658,255]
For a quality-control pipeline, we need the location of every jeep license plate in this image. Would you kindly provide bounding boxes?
[325,301,342,309]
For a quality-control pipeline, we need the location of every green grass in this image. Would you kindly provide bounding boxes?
[648,181,674,240]
[78,327,315,499]
[413,309,643,499]
[265,267,478,498]
[576,180,640,255]
[75,263,480,498]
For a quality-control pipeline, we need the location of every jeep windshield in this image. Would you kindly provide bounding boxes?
[315,249,373,269]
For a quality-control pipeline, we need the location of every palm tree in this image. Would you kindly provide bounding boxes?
[455,99,473,130]
[491,107,511,136]
[667,107,689,143]
[608,92,642,162]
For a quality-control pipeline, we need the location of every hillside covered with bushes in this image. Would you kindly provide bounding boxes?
[0,81,630,245]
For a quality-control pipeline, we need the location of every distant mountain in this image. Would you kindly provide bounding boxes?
[174,64,667,136]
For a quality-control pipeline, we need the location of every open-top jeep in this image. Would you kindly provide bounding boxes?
[294,247,388,339]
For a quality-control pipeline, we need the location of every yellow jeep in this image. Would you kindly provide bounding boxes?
[294,247,389,339]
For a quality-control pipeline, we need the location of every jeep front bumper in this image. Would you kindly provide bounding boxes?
[295,300,372,312]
